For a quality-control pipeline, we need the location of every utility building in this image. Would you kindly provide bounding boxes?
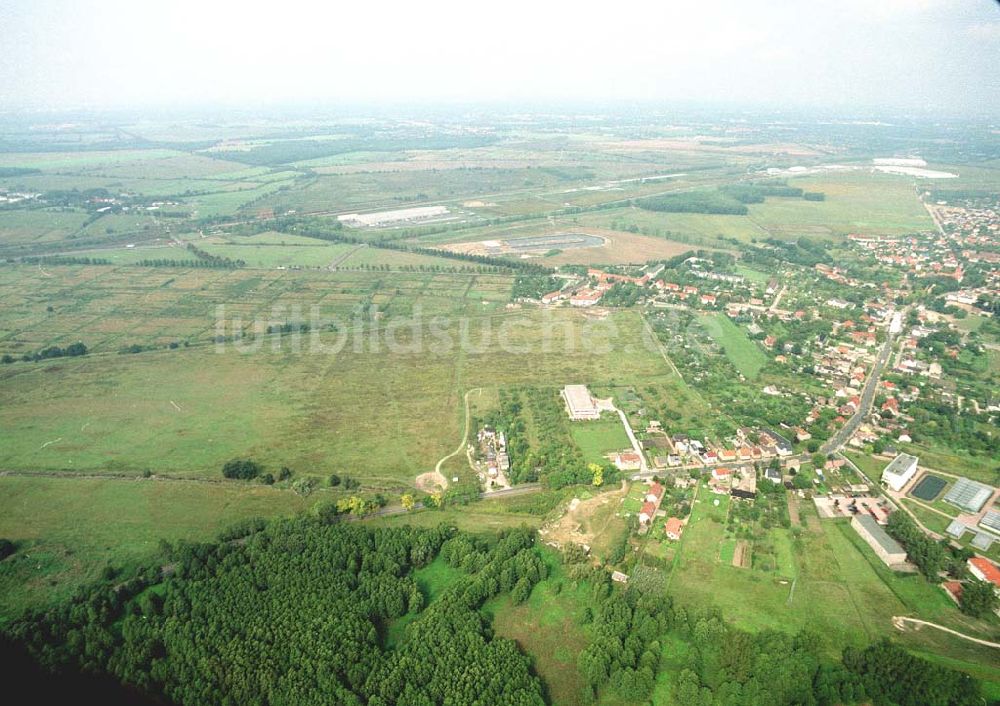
[881,453,918,492]
[852,514,907,566]
[562,385,600,420]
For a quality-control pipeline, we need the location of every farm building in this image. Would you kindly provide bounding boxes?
[852,514,907,566]
[980,510,1000,536]
[943,478,994,513]
[561,385,600,420]
[946,519,970,539]
[665,517,684,541]
[880,453,918,491]
[338,205,449,227]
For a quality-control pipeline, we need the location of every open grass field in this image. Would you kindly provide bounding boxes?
[573,206,765,246]
[697,312,768,379]
[900,442,999,486]
[0,474,314,621]
[0,308,673,481]
[569,417,631,464]
[753,171,934,239]
[666,487,1000,685]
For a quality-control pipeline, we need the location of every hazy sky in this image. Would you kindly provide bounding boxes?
[1,0,998,114]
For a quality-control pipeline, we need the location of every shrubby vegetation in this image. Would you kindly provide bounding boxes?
[484,386,619,488]
[568,556,982,706]
[15,341,88,363]
[636,190,749,215]
[885,512,949,579]
[511,272,561,300]
[220,457,262,480]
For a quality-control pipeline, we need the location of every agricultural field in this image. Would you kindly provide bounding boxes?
[0,264,516,357]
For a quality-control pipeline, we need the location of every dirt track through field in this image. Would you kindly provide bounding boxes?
[733,539,751,568]
[892,617,1000,649]
[419,387,482,491]
[787,492,801,526]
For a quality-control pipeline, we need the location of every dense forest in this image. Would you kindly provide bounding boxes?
[2,516,988,706]
[5,521,548,706]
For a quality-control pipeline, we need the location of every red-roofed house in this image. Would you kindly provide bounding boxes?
[645,482,665,504]
[614,452,642,470]
[638,501,657,525]
[712,467,731,482]
[665,517,684,541]
[718,449,737,463]
[968,557,1000,597]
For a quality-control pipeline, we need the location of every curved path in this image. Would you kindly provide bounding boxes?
[422,387,482,490]
[892,616,1000,649]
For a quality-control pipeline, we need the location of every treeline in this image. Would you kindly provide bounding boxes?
[635,183,825,216]
[4,521,548,706]
[184,243,243,268]
[743,237,832,267]
[636,190,749,215]
[885,511,965,580]
[0,166,41,177]
[20,255,112,266]
[136,258,232,269]
[3,341,88,364]
[721,183,804,202]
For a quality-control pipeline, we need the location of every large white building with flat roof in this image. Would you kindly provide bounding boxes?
[881,453,918,491]
[338,205,449,228]
[562,385,600,420]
